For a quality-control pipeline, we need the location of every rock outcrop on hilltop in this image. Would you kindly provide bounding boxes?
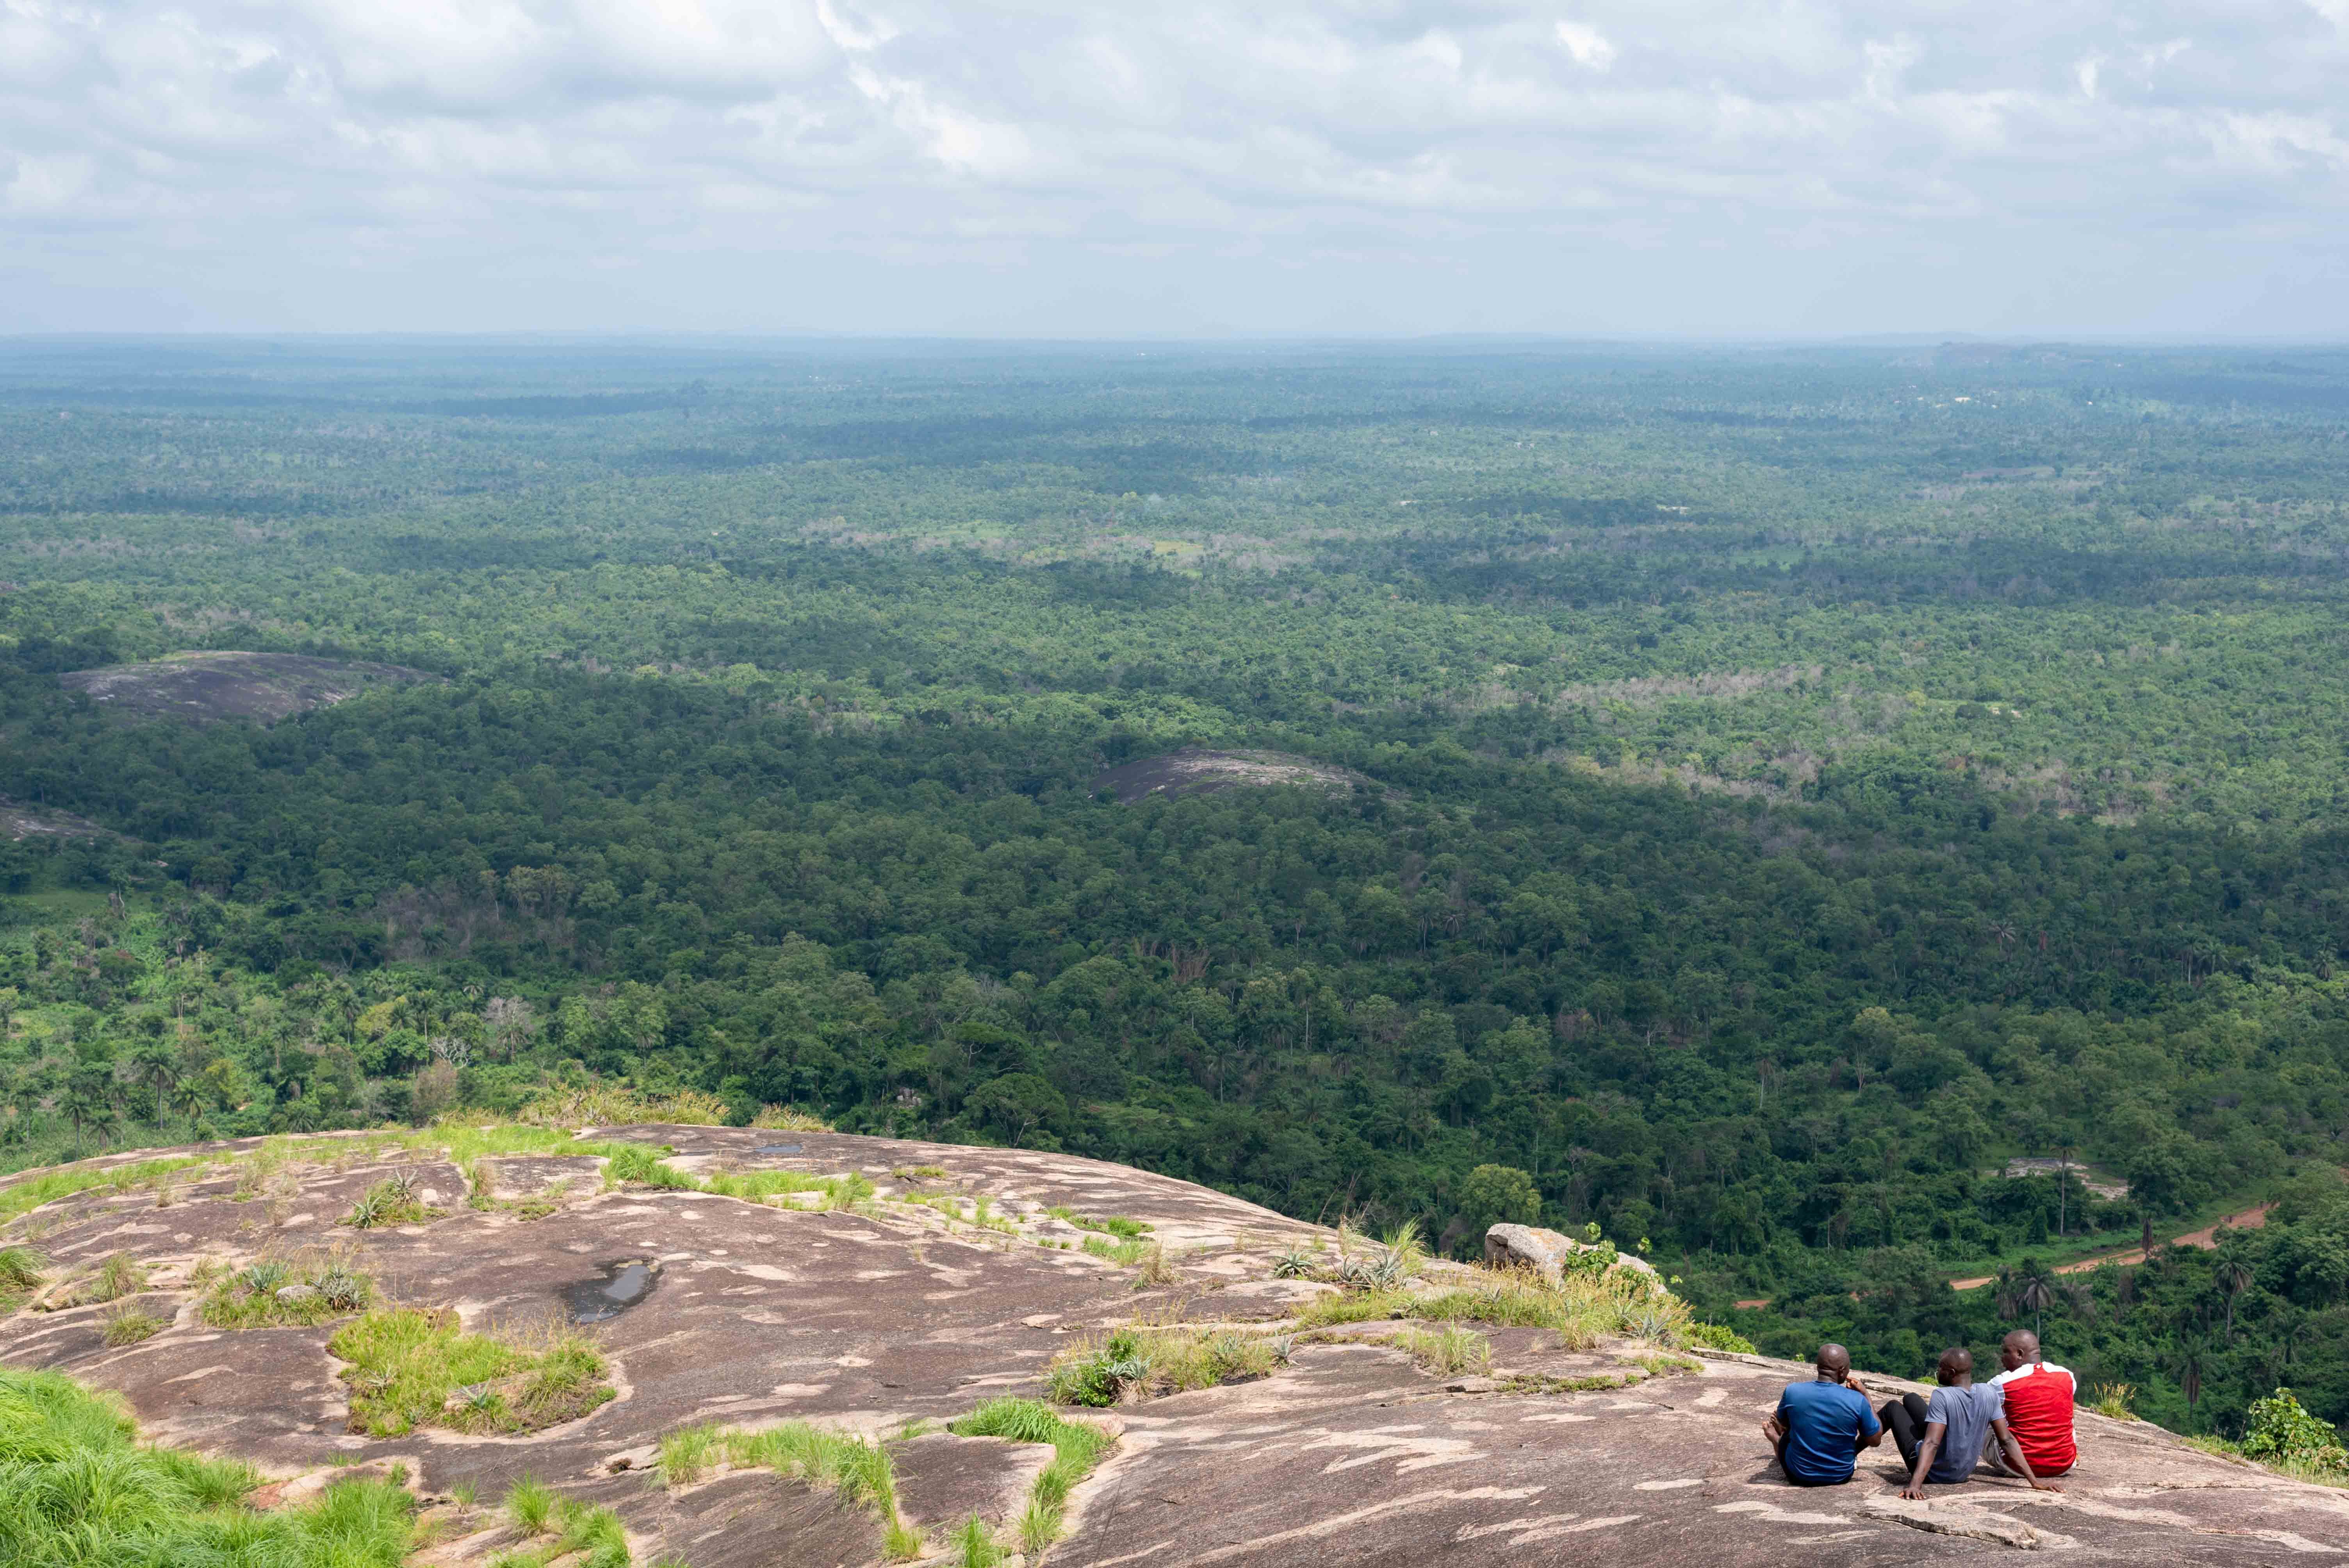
[60,650,441,723]
[1089,748,1377,805]
[5,1126,2347,1566]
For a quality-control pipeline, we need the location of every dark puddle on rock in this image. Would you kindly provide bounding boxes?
[755,1144,803,1155]
[561,1260,659,1323]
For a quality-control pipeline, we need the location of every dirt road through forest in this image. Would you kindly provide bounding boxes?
[1947,1202,2274,1291]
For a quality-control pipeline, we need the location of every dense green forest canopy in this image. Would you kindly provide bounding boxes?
[5,336,2349,1446]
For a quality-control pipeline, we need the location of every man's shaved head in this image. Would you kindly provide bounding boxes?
[1937,1347,1973,1382]
[2003,1329,2041,1366]
[1816,1343,1852,1377]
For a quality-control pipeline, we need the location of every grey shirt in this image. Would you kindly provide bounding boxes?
[1925,1382,2004,1482]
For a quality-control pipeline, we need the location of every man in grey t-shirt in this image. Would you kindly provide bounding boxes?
[1879,1348,2064,1499]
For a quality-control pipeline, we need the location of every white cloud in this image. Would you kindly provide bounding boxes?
[0,0,2343,334]
[1554,19,1616,70]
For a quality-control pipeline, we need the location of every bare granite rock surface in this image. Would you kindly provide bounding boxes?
[60,649,442,724]
[6,1125,2349,1566]
[1484,1222,1663,1288]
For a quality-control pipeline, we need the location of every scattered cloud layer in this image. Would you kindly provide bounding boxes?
[3,0,2345,333]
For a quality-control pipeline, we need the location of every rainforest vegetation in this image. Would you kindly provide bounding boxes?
[5,337,2349,1446]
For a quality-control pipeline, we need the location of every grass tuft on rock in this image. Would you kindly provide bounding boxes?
[487,1490,631,1568]
[101,1301,166,1346]
[952,1513,1006,1568]
[504,1475,557,1536]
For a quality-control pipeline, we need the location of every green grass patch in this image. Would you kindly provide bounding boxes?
[340,1171,446,1229]
[0,1157,207,1227]
[1289,1289,1413,1327]
[1081,1235,1153,1266]
[1047,1208,1151,1239]
[487,1482,632,1568]
[1387,1325,1491,1376]
[952,1397,1114,1557]
[952,1512,1007,1568]
[330,1308,613,1437]
[198,1256,372,1329]
[704,1168,873,1210]
[1496,1370,1640,1394]
[655,1418,922,1559]
[0,1367,413,1566]
[34,1252,148,1312]
[0,1243,46,1309]
[1683,1321,1756,1353]
[101,1301,166,1346]
[1044,1324,1279,1406]
[1292,1264,1693,1351]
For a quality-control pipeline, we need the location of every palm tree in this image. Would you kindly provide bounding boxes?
[1993,1265,2023,1322]
[169,1076,208,1137]
[2172,1339,2208,1409]
[2018,1259,2057,1342]
[2058,1281,2097,1326]
[2217,1253,2256,1343]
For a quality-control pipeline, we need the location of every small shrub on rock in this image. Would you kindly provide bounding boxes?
[1045,1325,1277,1405]
[202,1255,373,1329]
[2241,1389,2349,1475]
[342,1171,445,1229]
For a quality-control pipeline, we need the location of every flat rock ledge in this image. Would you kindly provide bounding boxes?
[6,1125,2347,1566]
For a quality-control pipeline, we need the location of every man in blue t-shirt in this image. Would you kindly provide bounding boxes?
[1764,1343,1884,1486]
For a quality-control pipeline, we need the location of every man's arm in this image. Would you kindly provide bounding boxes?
[1992,1418,2062,1493]
[1845,1373,1885,1449]
[1900,1423,1944,1499]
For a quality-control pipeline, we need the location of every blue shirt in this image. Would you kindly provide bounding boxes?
[1777,1379,1882,1485]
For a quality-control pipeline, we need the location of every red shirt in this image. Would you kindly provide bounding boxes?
[1991,1360,2076,1474]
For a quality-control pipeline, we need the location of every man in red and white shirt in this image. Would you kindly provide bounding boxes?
[1989,1330,2077,1477]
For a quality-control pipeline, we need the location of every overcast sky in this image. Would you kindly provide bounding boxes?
[4,0,2346,337]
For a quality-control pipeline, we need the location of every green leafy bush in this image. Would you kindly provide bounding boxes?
[1683,1322,1757,1354]
[2241,1389,2349,1473]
